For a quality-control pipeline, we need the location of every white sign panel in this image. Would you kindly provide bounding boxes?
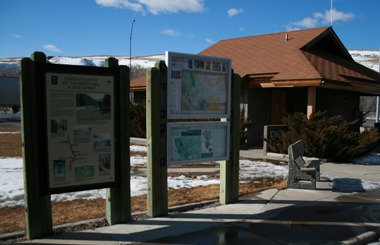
[166,51,231,119]
[45,73,115,189]
[167,122,230,164]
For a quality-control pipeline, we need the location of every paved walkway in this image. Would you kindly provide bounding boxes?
[18,148,380,244]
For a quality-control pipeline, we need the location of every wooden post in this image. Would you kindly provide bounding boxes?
[220,73,241,204]
[146,61,168,217]
[106,58,131,224]
[21,52,53,239]
[307,87,316,119]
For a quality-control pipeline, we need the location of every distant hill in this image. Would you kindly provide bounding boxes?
[349,50,379,72]
[0,55,165,77]
[0,51,378,77]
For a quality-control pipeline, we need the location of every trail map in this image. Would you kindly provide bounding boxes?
[166,51,231,119]
[45,73,115,190]
[181,70,227,113]
[168,122,230,164]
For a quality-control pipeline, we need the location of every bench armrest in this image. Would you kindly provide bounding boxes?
[305,159,320,168]
[300,159,320,173]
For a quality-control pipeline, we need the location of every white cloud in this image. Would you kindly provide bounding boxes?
[11,34,20,39]
[287,8,355,30]
[206,38,215,44]
[161,28,180,37]
[285,25,301,31]
[96,0,205,15]
[239,27,245,32]
[227,8,243,17]
[321,8,355,24]
[291,17,319,29]
[43,44,62,53]
[96,0,144,12]
[140,0,205,15]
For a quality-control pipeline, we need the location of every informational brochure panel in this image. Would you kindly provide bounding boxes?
[167,122,230,164]
[166,51,231,119]
[45,73,115,190]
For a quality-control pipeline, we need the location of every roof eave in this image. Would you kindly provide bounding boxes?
[301,27,354,61]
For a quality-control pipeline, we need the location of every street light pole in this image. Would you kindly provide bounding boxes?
[376,48,380,124]
[330,0,333,26]
[130,19,135,78]
[129,19,135,102]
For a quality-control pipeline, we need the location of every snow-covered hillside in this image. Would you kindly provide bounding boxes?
[0,51,379,76]
[47,55,165,68]
[0,55,165,77]
[349,50,379,72]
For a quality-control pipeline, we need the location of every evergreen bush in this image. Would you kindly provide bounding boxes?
[130,101,146,138]
[265,111,380,161]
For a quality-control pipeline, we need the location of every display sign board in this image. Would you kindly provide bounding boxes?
[166,51,231,119]
[167,122,230,164]
[45,71,117,192]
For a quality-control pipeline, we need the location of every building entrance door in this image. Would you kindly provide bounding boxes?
[271,90,286,124]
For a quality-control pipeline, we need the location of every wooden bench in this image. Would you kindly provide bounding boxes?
[287,140,320,190]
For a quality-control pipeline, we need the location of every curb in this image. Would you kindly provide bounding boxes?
[342,227,380,245]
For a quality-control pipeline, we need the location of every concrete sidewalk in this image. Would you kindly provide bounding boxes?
[20,162,380,244]
[20,187,380,244]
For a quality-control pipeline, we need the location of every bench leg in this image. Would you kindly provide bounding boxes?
[316,167,320,181]
[310,172,317,190]
[287,172,317,190]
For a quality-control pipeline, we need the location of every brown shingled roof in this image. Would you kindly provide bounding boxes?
[199,27,380,94]
[129,28,380,95]
[200,27,329,80]
[130,75,146,92]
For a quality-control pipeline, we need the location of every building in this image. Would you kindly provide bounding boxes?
[130,75,147,104]
[199,27,380,147]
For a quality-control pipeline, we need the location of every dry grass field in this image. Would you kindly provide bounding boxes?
[0,126,286,238]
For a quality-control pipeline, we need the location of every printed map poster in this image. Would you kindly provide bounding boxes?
[166,51,231,119]
[45,72,115,191]
[167,122,230,164]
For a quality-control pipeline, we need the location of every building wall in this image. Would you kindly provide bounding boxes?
[286,87,308,114]
[133,91,146,104]
[0,76,19,106]
[246,87,361,148]
[247,88,271,147]
[316,88,361,122]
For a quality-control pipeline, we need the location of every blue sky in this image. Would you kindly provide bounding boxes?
[1,0,379,58]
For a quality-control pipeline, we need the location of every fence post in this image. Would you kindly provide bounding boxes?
[106,58,131,224]
[146,61,168,217]
[21,52,53,239]
[220,73,241,204]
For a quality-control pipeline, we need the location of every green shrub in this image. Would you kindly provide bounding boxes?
[265,111,380,161]
[130,101,146,138]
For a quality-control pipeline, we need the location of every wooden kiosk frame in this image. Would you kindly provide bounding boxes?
[20,52,131,239]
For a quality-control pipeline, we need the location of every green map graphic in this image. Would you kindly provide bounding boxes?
[170,126,229,163]
[181,70,227,113]
[174,137,202,160]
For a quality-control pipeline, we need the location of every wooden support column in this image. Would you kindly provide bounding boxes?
[106,58,131,224]
[307,87,316,119]
[146,61,168,217]
[21,52,53,239]
[220,73,241,205]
